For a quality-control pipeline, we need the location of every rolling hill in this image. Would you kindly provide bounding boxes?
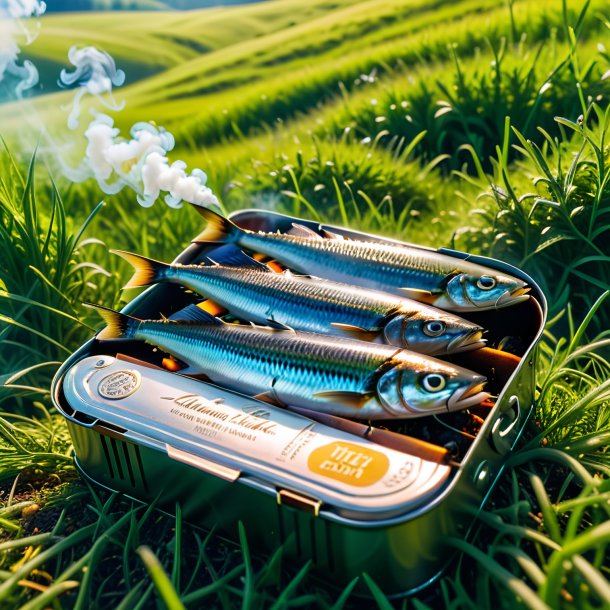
[44,0,261,11]
[26,0,360,89]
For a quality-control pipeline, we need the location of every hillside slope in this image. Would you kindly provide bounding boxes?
[44,0,261,11]
[26,0,359,89]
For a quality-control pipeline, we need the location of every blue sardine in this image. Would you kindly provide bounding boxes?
[191,207,529,312]
[113,247,485,355]
[91,304,490,420]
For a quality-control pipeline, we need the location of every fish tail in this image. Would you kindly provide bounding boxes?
[191,204,241,244]
[85,303,140,340]
[112,250,170,289]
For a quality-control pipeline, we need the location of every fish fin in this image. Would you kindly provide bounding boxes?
[439,270,462,289]
[203,244,270,271]
[320,229,344,240]
[85,303,140,340]
[169,304,222,324]
[253,391,281,406]
[399,288,438,304]
[265,319,295,332]
[112,250,171,289]
[312,390,373,408]
[191,205,242,244]
[288,223,323,239]
[330,322,380,340]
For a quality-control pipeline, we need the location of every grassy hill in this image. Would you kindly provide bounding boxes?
[26,0,359,88]
[4,0,606,235]
[43,0,261,11]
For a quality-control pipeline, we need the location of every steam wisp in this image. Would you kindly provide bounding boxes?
[60,45,219,208]
[63,114,218,208]
[1,12,219,209]
[0,0,46,99]
[59,46,125,129]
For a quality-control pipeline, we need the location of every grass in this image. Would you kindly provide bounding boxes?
[456,96,610,322]
[1,0,610,607]
[0,146,120,401]
[25,0,363,90]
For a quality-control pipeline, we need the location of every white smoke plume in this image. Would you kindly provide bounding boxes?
[59,45,219,208]
[64,114,218,208]
[1,17,219,209]
[0,0,46,99]
[59,46,125,129]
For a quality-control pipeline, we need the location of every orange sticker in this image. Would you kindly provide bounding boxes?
[307,441,389,487]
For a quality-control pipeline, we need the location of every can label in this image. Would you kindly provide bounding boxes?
[308,442,390,486]
[159,392,419,495]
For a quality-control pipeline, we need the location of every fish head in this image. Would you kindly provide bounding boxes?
[376,358,489,417]
[437,271,530,311]
[383,310,485,355]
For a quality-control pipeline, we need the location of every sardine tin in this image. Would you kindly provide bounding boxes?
[52,210,547,596]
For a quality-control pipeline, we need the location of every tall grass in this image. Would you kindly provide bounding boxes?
[456,99,610,322]
[450,463,610,610]
[222,134,456,236]
[0,147,114,402]
[327,34,602,173]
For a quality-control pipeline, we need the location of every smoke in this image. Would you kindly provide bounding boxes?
[64,114,218,208]
[2,9,219,209]
[59,46,219,208]
[0,0,46,99]
[59,46,125,129]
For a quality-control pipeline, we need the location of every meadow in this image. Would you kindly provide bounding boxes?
[1,0,610,607]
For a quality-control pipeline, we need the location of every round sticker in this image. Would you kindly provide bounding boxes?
[97,370,141,400]
[307,441,390,487]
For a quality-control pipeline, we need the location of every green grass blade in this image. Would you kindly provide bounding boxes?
[136,545,186,610]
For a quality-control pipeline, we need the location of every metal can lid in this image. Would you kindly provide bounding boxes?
[63,356,452,521]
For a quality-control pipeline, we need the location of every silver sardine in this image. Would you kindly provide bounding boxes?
[90,303,489,420]
[191,207,529,312]
[113,247,485,355]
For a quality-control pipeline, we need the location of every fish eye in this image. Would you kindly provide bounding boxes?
[423,320,446,337]
[421,373,446,392]
[476,276,497,290]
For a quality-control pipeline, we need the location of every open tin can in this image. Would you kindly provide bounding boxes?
[51,209,546,595]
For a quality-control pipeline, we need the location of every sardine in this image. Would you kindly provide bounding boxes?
[113,246,485,355]
[191,207,530,312]
[90,303,489,420]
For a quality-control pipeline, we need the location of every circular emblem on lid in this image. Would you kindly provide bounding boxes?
[98,370,141,400]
